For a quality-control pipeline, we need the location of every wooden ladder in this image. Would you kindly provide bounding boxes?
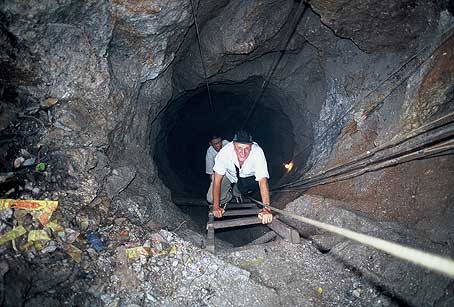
[206,202,300,253]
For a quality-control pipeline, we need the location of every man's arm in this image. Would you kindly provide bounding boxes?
[212,172,225,218]
[258,177,270,205]
[258,177,272,224]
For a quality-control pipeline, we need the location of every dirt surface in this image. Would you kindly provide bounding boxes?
[277,194,453,307]
[221,240,396,307]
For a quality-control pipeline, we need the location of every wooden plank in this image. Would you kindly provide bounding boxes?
[247,231,277,245]
[224,203,258,209]
[267,218,300,244]
[206,212,215,253]
[172,198,258,208]
[212,216,262,229]
[223,209,261,217]
[206,212,214,229]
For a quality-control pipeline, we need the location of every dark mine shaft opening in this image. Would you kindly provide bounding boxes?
[154,80,296,197]
[154,80,298,244]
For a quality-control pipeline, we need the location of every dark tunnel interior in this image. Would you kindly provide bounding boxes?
[154,79,297,199]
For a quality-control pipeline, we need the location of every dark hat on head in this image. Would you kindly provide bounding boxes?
[233,130,253,144]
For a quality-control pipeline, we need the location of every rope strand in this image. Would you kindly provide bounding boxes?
[249,198,454,279]
[242,0,308,128]
[189,0,214,113]
[274,112,454,191]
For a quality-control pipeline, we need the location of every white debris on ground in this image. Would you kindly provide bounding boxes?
[88,229,280,307]
[0,201,279,306]
[1,194,399,307]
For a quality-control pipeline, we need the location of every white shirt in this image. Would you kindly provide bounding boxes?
[213,141,269,183]
[205,140,229,175]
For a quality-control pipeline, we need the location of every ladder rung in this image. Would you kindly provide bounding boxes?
[211,216,262,229]
[223,202,258,209]
[223,209,261,217]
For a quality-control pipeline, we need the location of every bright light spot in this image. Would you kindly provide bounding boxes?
[284,161,294,172]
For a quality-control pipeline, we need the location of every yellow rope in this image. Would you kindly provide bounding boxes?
[249,198,454,278]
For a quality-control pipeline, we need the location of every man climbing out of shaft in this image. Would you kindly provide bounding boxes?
[205,134,229,182]
[210,130,273,224]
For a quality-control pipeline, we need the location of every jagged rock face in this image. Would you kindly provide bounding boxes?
[1,1,111,102]
[1,1,114,222]
[310,0,441,53]
[0,0,195,227]
[110,0,192,82]
[175,0,295,81]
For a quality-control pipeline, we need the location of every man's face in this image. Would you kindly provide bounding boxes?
[210,138,223,152]
[234,142,252,163]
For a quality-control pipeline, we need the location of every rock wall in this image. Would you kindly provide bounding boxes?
[306,21,454,243]
[0,0,195,228]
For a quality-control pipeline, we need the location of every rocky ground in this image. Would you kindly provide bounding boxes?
[3,197,437,307]
[0,207,396,307]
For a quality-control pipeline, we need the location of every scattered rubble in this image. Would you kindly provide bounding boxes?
[40,98,59,109]
[0,184,406,307]
[0,200,281,306]
[0,189,411,307]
